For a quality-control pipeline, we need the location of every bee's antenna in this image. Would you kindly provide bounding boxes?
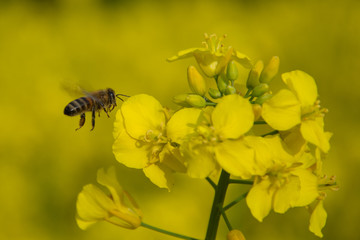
[116,93,130,101]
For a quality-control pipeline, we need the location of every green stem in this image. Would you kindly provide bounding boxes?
[254,120,266,125]
[261,130,279,137]
[141,222,199,240]
[229,179,254,185]
[206,177,217,190]
[205,170,230,240]
[206,102,217,106]
[221,211,233,231]
[244,89,251,98]
[223,192,248,211]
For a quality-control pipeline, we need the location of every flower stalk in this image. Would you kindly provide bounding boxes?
[205,170,231,240]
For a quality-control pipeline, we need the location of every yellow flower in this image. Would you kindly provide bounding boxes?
[167,94,255,178]
[112,94,185,190]
[262,70,330,153]
[76,167,142,230]
[167,33,252,77]
[245,136,319,222]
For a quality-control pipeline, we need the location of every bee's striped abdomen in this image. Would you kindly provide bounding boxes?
[64,97,92,116]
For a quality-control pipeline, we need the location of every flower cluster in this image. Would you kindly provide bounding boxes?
[76,33,337,239]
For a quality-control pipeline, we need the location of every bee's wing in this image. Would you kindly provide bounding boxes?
[61,80,93,98]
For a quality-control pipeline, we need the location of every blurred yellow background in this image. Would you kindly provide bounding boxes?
[0,0,359,239]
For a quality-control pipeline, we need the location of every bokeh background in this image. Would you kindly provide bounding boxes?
[0,0,359,239]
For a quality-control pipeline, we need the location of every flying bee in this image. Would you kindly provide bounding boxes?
[64,88,126,130]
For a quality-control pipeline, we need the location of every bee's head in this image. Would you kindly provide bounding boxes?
[107,88,116,104]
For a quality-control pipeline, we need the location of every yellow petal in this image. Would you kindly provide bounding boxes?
[282,70,318,107]
[167,48,202,62]
[262,89,301,131]
[212,95,254,139]
[273,176,300,213]
[233,50,252,68]
[112,129,149,169]
[263,135,295,165]
[243,136,273,175]
[292,169,319,207]
[76,184,114,223]
[215,139,255,179]
[167,108,202,143]
[113,109,126,140]
[246,178,275,222]
[96,167,123,208]
[309,200,327,238]
[182,144,218,178]
[121,94,165,140]
[143,163,174,190]
[300,118,330,153]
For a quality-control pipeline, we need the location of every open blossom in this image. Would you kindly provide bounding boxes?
[245,135,319,222]
[112,94,186,190]
[262,70,330,153]
[76,167,142,230]
[167,33,252,77]
[167,94,255,178]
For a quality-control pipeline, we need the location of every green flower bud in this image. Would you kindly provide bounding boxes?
[246,60,264,90]
[187,65,208,96]
[186,94,206,108]
[217,74,229,94]
[225,85,237,95]
[260,56,279,83]
[208,88,222,99]
[254,92,272,104]
[226,60,238,81]
[173,94,192,107]
[252,83,269,97]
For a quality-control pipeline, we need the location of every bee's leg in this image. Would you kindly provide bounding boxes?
[76,113,86,131]
[103,107,110,118]
[91,106,96,131]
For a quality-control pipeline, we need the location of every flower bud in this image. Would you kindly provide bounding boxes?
[260,56,279,83]
[226,60,238,81]
[187,65,208,96]
[173,94,192,107]
[254,92,272,104]
[217,74,229,94]
[227,229,246,240]
[252,83,269,97]
[186,94,206,108]
[225,85,237,95]
[208,88,222,99]
[247,60,264,90]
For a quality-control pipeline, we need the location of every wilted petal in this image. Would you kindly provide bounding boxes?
[262,89,301,131]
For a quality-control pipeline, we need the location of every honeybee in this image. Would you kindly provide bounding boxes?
[64,88,126,130]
